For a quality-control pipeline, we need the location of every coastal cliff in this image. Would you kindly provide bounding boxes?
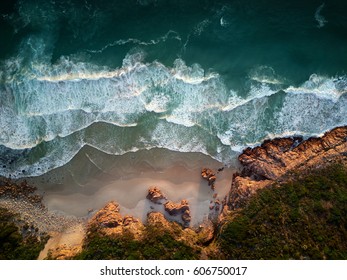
[228,126,347,210]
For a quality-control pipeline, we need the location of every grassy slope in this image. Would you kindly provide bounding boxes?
[219,164,347,259]
[73,224,200,260]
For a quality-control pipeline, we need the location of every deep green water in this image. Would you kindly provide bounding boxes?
[0,0,347,178]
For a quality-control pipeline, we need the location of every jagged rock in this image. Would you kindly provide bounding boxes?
[228,126,347,210]
[146,186,166,204]
[147,212,172,230]
[164,200,191,227]
[182,209,191,224]
[88,201,144,238]
[239,126,347,181]
[90,201,123,228]
[201,168,217,189]
[197,220,215,245]
[122,215,145,238]
[48,244,81,260]
[201,168,215,179]
[164,200,189,215]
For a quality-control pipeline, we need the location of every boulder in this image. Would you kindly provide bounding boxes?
[182,209,191,224]
[164,200,189,216]
[146,186,166,204]
[164,199,191,227]
[90,201,123,228]
[201,168,217,189]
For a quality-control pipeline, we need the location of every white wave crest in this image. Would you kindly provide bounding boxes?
[1,49,347,178]
[315,3,328,28]
[86,30,182,54]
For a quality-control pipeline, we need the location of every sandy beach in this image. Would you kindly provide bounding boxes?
[27,146,237,226]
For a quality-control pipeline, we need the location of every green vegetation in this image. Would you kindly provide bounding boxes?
[0,208,48,259]
[219,164,347,259]
[74,224,200,260]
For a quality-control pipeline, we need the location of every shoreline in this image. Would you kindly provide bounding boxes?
[26,147,236,226]
[0,125,346,259]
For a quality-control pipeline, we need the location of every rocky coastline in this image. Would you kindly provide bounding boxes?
[228,126,347,210]
[1,126,346,259]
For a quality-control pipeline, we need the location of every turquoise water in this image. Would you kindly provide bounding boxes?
[0,0,347,178]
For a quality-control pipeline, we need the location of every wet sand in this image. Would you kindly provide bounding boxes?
[28,146,237,226]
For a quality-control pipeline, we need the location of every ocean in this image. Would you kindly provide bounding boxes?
[1,0,347,180]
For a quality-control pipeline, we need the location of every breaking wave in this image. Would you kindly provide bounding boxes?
[1,50,346,178]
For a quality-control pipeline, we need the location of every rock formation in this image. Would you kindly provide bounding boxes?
[88,201,144,238]
[46,244,81,260]
[197,220,215,245]
[228,126,347,210]
[164,199,191,227]
[201,168,216,190]
[146,186,167,204]
[147,211,172,230]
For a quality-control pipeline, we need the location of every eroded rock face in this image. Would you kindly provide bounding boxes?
[228,126,347,210]
[197,220,215,245]
[239,126,347,180]
[47,244,81,260]
[164,200,191,227]
[164,200,189,215]
[146,186,167,204]
[88,201,144,238]
[147,212,172,230]
[182,210,191,224]
[90,201,123,228]
[201,168,216,190]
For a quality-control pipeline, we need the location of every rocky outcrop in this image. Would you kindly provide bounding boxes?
[197,220,215,245]
[146,186,167,204]
[91,201,122,228]
[147,211,172,230]
[228,126,347,210]
[239,126,347,180]
[164,200,191,227]
[88,201,145,238]
[46,244,81,260]
[201,168,216,190]
[164,199,189,215]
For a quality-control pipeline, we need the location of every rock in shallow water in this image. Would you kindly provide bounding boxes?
[164,199,191,227]
[146,186,167,204]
